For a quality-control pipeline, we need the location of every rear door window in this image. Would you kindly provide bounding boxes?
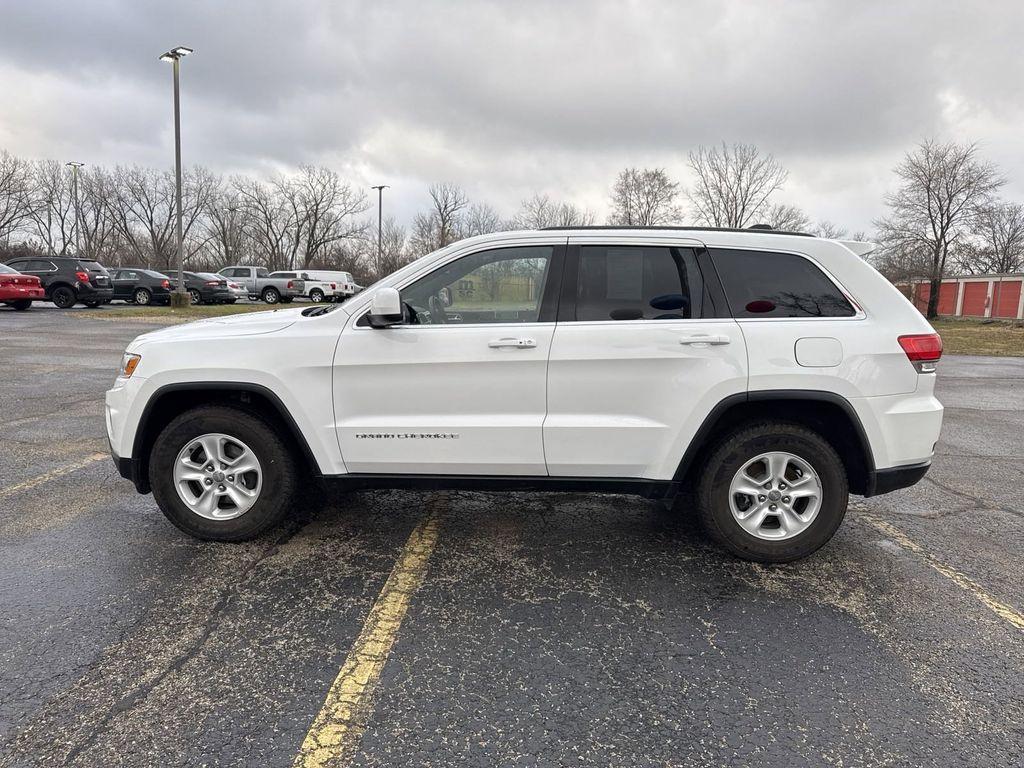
[711,249,855,318]
[574,245,704,321]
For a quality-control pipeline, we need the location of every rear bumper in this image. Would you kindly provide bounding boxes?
[865,461,931,497]
[0,286,45,300]
[80,285,114,300]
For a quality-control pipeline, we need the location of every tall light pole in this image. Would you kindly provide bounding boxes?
[65,161,85,256]
[370,185,389,270]
[159,45,193,305]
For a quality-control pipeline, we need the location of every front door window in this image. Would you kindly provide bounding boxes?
[401,246,553,324]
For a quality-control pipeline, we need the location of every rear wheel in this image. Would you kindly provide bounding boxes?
[696,422,848,563]
[189,288,202,305]
[309,288,325,303]
[134,287,152,305]
[51,286,76,309]
[149,405,297,541]
[262,287,280,304]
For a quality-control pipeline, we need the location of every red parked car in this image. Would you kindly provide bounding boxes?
[0,263,45,310]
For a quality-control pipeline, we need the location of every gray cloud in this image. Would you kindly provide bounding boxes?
[2,0,1023,231]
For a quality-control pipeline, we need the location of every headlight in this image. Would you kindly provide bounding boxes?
[119,352,141,378]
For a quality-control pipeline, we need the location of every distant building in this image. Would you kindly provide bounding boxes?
[900,273,1024,319]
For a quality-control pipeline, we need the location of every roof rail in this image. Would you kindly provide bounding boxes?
[537,225,813,237]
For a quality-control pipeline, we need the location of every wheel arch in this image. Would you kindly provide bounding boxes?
[128,382,320,494]
[674,390,876,496]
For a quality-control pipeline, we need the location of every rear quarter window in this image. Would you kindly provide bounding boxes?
[711,249,855,318]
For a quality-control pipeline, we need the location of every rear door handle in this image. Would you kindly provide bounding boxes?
[488,337,537,349]
[678,334,731,346]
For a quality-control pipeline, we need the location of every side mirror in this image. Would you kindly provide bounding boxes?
[367,287,405,328]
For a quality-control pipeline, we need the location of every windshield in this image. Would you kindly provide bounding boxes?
[0,263,18,275]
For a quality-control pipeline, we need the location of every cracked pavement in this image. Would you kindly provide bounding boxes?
[0,306,1022,767]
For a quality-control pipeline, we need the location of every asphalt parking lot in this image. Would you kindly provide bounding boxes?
[1,306,1022,767]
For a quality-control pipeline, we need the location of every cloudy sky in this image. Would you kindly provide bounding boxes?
[2,0,1023,233]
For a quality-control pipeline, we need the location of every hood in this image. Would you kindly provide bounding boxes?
[132,307,305,345]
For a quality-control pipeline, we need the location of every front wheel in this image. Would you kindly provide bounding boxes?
[134,287,152,305]
[696,422,848,563]
[149,405,297,541]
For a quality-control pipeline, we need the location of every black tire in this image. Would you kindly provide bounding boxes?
[149,405,297,541]
[262,287,281,304]
[189,289,202,305]
[11,299,32,311]
[134,287,152,305]
[51,285,76,309]
[309,288,325,303]
[696,421,848,563]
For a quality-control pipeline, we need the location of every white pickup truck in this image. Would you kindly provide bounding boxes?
[217,266,305,304]
[270,270,361,303]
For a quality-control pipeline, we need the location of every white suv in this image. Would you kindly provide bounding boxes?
[105,227,943,562]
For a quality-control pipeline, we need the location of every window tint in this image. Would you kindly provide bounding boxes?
[401,246,553,325]
[120,270,140,280]
[79,261,105,271]
[256,268,270,278]
[712,249,855,318]
[575,246,703,321]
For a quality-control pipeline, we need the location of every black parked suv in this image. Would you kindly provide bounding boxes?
[165,271,234,305]
[4,256,113,308]
[110,268,176,305]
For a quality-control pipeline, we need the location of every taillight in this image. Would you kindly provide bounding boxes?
[287,280,295,289]
[161,279,170,289]
[75,270,90,283]
[205,280,218,286]
[330,283,336,289]
[0,276,11,286]
[898,333,942,373]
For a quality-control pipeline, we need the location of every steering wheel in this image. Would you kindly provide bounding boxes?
[428,295,448,324]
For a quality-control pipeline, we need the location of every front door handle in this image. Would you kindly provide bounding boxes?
[488,337,537,349]
[678,334,731,346]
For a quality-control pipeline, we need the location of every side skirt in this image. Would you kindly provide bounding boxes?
[323,473,678,500]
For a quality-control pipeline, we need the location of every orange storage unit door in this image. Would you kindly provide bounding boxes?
[913,283,930,314]
[992,280,1022,318]
[961,281,990,316]
[937,282,958,315]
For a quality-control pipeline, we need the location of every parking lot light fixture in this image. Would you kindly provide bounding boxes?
[65,162,85,256]
[159,45,193,307]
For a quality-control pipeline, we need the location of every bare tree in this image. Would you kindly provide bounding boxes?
[875,139,1004,318]
[457,202,504,238]
[764,203,810,232]
[204,187,247,269]
[608,168,680,226]
[0,151,34,244]
[510,193,595,229]
[106,165,216,269]
[957,201,1024,275]
[77,167,119,262]
[27,160,75,255]
[687,143,788,228]
[295,165,368,268]
[409,183,469,255]
[811,220,848,239]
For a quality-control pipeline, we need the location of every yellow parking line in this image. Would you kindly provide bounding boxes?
[0,453,108,501]
[862,515,1024,631]
[293,499,445,768]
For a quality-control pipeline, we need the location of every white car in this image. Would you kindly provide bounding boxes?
[302,270,361,302]
[106,227,943,562]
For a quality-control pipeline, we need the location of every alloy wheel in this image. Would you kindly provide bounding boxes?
[728,451,822,540]
[172,433,263,520]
